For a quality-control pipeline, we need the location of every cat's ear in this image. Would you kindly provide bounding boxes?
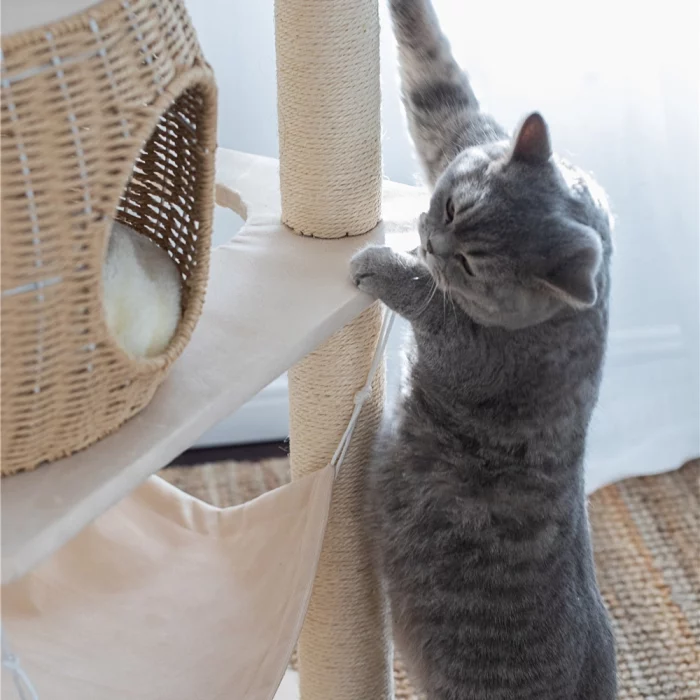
[538,222,602,308]
[511,112,552,165]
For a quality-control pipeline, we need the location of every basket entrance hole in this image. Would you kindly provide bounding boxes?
[106,84,215,360]
[115,85,214,293]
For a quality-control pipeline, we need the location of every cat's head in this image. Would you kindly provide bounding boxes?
[418,112,608,329]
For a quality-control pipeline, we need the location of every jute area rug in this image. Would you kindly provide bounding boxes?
[160,459,700,699]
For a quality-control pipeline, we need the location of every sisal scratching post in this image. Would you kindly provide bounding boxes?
[275,0,382,238]
[288,307,391,700]
[275,1,392,699]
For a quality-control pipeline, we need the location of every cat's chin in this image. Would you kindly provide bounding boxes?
[448,285,568,331]
[448,291,503,327]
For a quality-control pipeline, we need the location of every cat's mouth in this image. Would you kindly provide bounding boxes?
[421,249,449,290]
[421,252,500,320]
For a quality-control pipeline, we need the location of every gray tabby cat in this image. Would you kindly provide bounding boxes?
[350,1,617,698]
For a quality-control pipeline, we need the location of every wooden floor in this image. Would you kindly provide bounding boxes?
[167,441,289,467]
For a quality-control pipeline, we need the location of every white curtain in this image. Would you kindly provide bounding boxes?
[189,0,699,490]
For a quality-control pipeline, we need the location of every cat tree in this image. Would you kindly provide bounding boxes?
[1,0,426,698]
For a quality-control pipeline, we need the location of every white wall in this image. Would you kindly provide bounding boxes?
[189,0,699,490]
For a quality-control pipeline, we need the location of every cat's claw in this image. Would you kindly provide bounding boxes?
[350,245,394,296]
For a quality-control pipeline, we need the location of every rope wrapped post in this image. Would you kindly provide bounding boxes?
[275,1,392,699]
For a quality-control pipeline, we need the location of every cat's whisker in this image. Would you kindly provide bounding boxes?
[446,287,458,322]
[415,279,438,317]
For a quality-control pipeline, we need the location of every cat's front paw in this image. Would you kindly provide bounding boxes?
[350,245,395,296]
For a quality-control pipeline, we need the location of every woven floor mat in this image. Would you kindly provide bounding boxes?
[160,458,699,699]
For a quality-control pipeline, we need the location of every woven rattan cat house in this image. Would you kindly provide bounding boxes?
[1,0,217,475]
[1,1,426,699]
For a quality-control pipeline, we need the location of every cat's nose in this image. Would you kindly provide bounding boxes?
[426,239,434,254]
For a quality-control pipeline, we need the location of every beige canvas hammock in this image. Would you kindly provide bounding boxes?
[3,470,332,700]
[2,308,395,700]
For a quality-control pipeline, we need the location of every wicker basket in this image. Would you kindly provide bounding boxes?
[0,0,217,476]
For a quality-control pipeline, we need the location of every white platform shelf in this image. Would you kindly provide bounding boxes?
[1,149,426,585]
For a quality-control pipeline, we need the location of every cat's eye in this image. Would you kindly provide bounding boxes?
[445,197,455,224]
[455,253,474,277]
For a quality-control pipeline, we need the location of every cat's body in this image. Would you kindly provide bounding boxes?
[103,221,182,358]
[350,1,617,698]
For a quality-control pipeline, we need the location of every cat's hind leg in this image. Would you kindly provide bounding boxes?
[575,629,617,700]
